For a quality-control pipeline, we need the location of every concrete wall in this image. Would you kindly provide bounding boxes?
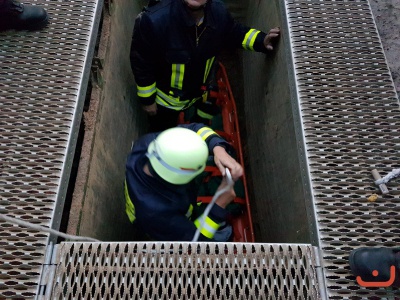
[67,0,147,241]
[241,0,313,243]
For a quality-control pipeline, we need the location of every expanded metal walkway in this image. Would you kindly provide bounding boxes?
[0,0,103,297]
[47,242,322,299]
[0,0,399,299]
[285,0,400,298]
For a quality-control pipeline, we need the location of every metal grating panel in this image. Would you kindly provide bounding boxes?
[285,0,400,298]
[50,242,321,299]
[0,0,102,298]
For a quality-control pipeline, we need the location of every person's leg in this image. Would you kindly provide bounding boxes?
[192,97,221,126]
[147,104,180,133]
[0,0,48,31]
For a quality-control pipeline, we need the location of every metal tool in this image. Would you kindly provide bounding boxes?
[371,168,399,195]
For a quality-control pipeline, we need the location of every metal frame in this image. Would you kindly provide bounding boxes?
[48,242,322,300]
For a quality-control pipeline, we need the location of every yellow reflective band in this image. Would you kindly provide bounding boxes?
[197,127,217,141]
[194,215,220,239]
[156,88,200,111]
[242,29,260,51]
[202,91,208,103]
[185,204,193,218]
[197,109,213,120]
[171,64,185,90]
[137,83,156,98]
[124,180,136,223]
[155,94,174,108]
[156,88,188,110]
[203,56,215,83]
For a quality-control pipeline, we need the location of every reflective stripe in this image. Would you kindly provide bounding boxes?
[155,94,175,108]
[242,29,260,51]
[137,83,156,98]
[203,56,215,83]
[197,127,217,141]
[194,215,220,239]
[202,91,208,103]
[124,180,136,223]
[185,204,193,218]
[155,88,203,111]
[197,109,213,120]
[156,88,189,107]
[171,64,185,91]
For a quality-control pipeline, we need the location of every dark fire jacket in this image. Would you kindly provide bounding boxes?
[124,123,232,241]
[130,0,268,110]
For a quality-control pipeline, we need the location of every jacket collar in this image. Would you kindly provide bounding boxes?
[175,0,216,29]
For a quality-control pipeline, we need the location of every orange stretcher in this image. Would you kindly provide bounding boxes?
[179,62,255,243]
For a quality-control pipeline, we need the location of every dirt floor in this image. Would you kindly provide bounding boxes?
[369,0,400,96]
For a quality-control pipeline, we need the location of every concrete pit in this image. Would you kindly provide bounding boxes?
[66,0,316,244]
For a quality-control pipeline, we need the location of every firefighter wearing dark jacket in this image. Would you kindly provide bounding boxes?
[130,0,280,132]
[124,123,243,241]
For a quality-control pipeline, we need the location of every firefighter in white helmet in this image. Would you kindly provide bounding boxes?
[124,123,243,241]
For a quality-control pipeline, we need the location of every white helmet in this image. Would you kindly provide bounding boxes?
[146,127,208,184]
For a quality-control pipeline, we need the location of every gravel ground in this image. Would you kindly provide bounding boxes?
[369,0,400,96]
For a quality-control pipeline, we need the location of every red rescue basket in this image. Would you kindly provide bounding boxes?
[179,62,254,243]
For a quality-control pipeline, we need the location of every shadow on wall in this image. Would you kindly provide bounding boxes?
[67,0,147,242]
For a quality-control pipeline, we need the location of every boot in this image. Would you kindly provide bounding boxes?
[0,0,48,31]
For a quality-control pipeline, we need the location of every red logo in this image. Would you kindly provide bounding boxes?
[356,265,396,287]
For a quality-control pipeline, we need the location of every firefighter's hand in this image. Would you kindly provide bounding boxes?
[215,177,236,209]
[263,27,280,51]
[213,146,243,181]
[142,103,157,116]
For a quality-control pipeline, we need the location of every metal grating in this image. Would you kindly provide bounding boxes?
[0,0,102,298]
[49,242,322,299]
[285,0,400,298]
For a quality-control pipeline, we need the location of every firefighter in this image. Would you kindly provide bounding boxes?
[124,123,243,241]
[130,0,280,132]
[0,0,48,31]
